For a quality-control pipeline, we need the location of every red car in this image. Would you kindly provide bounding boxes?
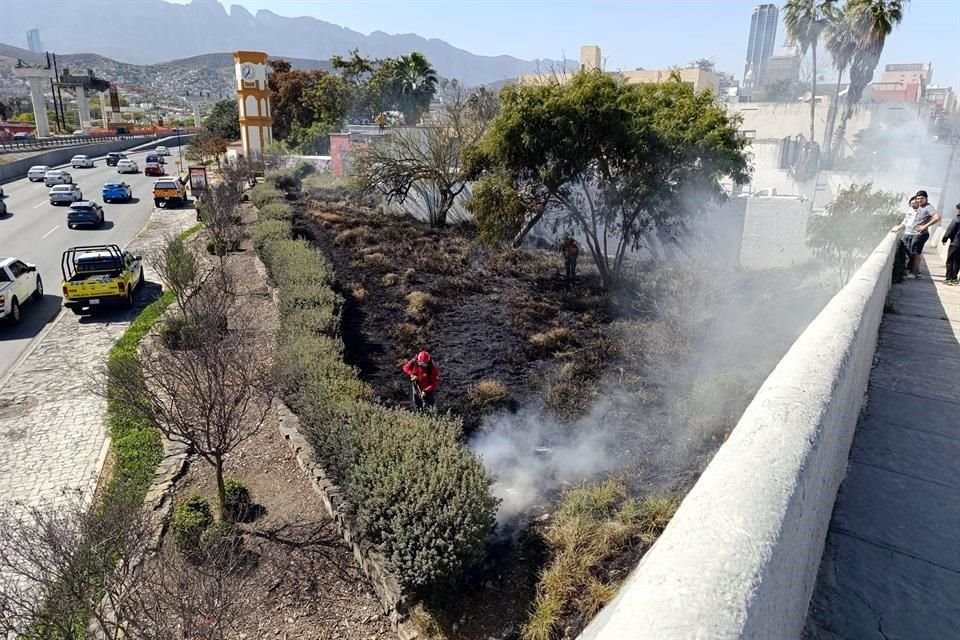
[144,162,164,176]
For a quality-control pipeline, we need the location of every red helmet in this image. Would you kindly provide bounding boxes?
[416,351,432,365]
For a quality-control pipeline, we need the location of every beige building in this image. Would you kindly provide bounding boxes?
[519,45,721,94]
[880,62,933,88]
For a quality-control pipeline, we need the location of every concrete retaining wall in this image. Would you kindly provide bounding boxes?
[0,135,191,185]
[579,232,900,640]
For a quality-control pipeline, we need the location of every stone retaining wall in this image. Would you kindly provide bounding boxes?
[579,232,900,640]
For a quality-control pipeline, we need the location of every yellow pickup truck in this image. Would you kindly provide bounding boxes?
[153,178,187,208]
[60,244,144,314]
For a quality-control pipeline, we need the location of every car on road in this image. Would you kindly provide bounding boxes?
[12,132,34,140]
[27,165,50,182]
[155,145,170,156]
[144,156,165,176]
[115,126,129,135]
[145,153,165,165]
[49,184,83,205]
[106,152,127,167]
[0,198,6,217]
[44,170,73,187]
[72,129,90,137]
[101,181,133,203]
[71,154,95,168]
[60,244,143,313]
[66,201,105,229]
[116,159,139,174]
[0,257,43,324]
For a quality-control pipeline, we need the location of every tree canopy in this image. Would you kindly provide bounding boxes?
[807,182,901,286]
[467,71,750,287]
[203,99,240,140]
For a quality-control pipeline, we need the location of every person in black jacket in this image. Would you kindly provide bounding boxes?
[942,203,960,285]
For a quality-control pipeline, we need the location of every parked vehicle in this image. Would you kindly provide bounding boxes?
[152,179,187,208]
[44,170,73,187]
[115,126,129,135]
[72,129,89,137]
[116,159,139,174]
[71,154,95,168]
[66,201,105,229]
[27,165,50,182]
[12,132,34,140]
[0,257,43,324]
[101,181,133,203]
[155,146,170,156]
[60,244,143,313]
[49,184,83,205]
[0,199,6,217]
[106,152,126,167]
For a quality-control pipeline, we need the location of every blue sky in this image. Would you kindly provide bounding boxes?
[171,0,960,90]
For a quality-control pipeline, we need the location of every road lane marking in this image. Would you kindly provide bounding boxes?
[33,200,48,208]
[41,225,59,239]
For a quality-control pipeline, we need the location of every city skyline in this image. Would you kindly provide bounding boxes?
[166,0,960,91]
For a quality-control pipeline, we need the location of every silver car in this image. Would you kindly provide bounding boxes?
[27,165,50,182]
[49,184,83,205]
[71,154,94,168]
[44,170,73,187]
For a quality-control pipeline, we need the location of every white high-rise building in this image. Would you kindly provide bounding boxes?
[743,4,779,88]
[26,28,43,53]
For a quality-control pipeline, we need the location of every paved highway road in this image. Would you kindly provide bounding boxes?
[0,145,190,377]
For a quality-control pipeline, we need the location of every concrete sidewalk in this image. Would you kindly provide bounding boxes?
[804,250,960,639]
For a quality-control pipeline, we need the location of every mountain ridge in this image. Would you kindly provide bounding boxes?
[0,0,570,85]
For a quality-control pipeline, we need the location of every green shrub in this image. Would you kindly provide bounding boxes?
[200,520,244,560]
[173,495,214,558]
[253,219,292,255]
[223,479,252,522]
[249,183,285,209]
[158,315,202,350]
[252,192,497,593]
[259,201,294,222]
[265,169,300,193]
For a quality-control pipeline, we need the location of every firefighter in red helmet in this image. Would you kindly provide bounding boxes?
[402,350,439,411]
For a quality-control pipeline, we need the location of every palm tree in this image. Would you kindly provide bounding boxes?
[833,0,905,158]
[783,0,836,144]
[391,52,439,125]
[822,4,858,162]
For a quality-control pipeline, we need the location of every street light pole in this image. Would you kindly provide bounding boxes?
[937,133,960,213]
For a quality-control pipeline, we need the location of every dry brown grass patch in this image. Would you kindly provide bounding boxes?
[391,322,427,354]
[382,272,399,287]
[347,281,367,302]
[466,379,509,412]
[529,327,576,355]
[405,291,436,320]
[360,252,391,271]
[334,226,374,247]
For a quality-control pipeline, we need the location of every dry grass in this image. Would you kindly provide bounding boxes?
[334,226,374,247]
[313,210,345,226]
[348,281,368,302]
[529,327,577,356]
[405,291,436,321]
[522,480,680,640]
[391,322,427,354]
[403,267,417,284]
[466,379,509,412]
[360,252,392,271]
[409,603,450,640]
[382,272,399,287]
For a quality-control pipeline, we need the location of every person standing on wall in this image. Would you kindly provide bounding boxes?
[941,203,960,285]
[891,190,941,279]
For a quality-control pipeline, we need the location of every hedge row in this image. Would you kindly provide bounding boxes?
[253,185,497,592]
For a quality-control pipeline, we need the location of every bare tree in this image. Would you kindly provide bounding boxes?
[0,491,259,640]
[0,489,150,640]
[197,182,245,267]
[110,292,274,517]
[354,82,496,227]
[151,234,202,313]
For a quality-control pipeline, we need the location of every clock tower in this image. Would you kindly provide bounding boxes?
[232,51,273,159]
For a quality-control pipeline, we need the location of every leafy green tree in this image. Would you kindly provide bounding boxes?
[807,182,901,286]
[468,71,749,287]
[783,0,836,143]
[266,58,350,152]
[203,99,240,140]
[390,52,439,125]
[834,0,905,157]
[688,57,717,73]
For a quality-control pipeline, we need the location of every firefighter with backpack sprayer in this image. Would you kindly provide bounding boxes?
[402,351,439,411]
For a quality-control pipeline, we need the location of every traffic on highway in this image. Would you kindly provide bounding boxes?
[0,143,191,377]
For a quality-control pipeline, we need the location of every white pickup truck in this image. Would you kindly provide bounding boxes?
[0,257,43,323]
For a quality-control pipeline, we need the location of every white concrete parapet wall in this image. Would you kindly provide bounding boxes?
[579,232,900,640]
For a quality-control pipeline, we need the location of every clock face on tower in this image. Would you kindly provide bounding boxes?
[241,63,256,81]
